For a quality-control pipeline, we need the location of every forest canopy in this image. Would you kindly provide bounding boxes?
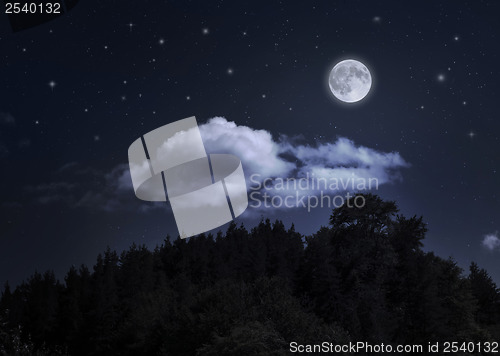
[1,194,499,355]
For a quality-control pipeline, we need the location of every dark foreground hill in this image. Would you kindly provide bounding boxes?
[1,194,499,355]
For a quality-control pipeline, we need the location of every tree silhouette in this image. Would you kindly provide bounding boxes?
[0,194,498,355]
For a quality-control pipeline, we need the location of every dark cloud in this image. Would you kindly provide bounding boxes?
[0,112,15,126]
[20,162,165,213]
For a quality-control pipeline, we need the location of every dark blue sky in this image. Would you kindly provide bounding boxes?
[1,0,499,286]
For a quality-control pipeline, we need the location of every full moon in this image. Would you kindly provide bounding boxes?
[328,59,372,103]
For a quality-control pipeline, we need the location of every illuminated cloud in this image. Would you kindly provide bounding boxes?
[482,233,500,251]
[20,117,409,213]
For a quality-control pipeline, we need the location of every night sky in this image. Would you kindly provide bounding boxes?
[1,0,499,287]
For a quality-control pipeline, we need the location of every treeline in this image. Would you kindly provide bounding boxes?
[0,194,499,355]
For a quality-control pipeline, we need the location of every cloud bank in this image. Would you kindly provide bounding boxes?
[19,117,409,212]
[200,117,408,194]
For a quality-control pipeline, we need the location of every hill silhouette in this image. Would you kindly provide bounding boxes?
[1,194,499,355]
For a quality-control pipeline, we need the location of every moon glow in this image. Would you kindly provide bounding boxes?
[329,59,372,103]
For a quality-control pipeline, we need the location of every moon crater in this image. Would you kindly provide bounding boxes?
[329,60,372,103]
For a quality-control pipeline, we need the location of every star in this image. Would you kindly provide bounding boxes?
[227,68,233,75]
[202,28,209,35]
[48,81,56,90]
[468,131,476,139]
[454,35,459,41]
[35,120,39,125]
[158,38,165,45]
[121,95,126,101]
[262,94,266,98]
[186,96,191,100]
[437,74,445,82]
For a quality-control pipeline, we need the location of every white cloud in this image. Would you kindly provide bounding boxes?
[292,137,407,175]
[20,117,409,213]
[482,233,500,251]
[199,117,408,195]
[200,117,295,178]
